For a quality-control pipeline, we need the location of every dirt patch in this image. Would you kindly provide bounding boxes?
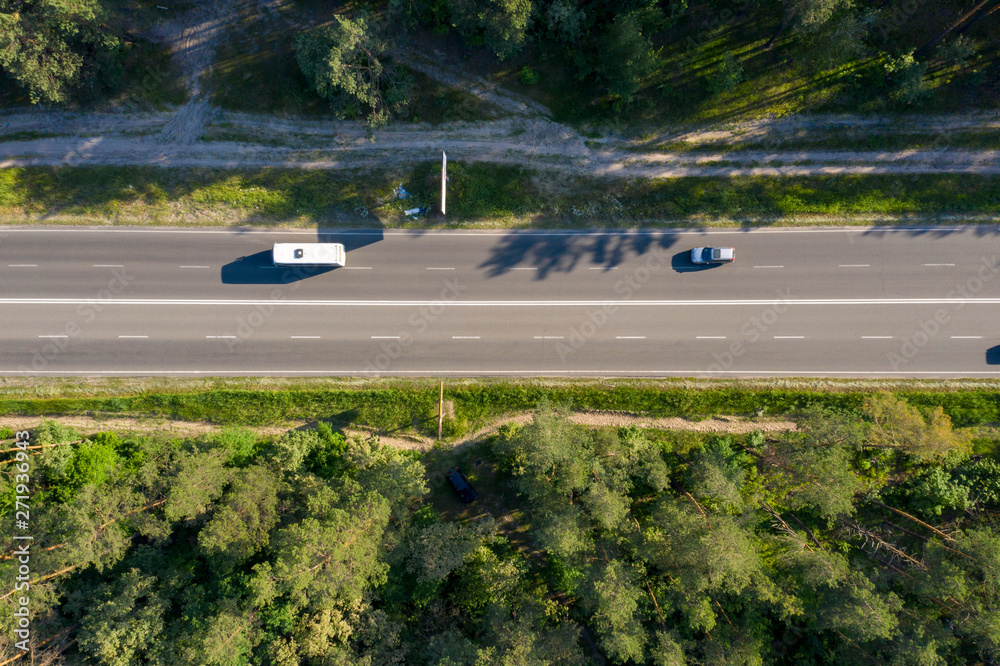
[0,410,796,450]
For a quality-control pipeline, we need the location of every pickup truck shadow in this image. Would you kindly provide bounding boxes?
[221,251,336,284]
[671,251,722,273]
[986,345,1000,365]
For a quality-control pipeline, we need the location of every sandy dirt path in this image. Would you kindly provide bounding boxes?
[2,113,999,177]
[0,411,795,452]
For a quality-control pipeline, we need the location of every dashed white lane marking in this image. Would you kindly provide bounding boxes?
[371,336,401,339]
[205,335,236,339]
[38,335,68,338]
[94,264,124,268]
[924,263,955,267]
[179,265,209,268]
[862,336,893,339]
[839,264,870,267]
[616,336,646,339]
[344,266,372,270]
[773,336,804,339]
[951,336,983,339]
[696,336,726,339]
[534,336,564,339]
[589,266,619,270]
[426,267,455,270]
[754,265,784,268]
[452,336,480,339]
[290,336,321,339]
[8,264,37,267]
[118,335,148,339]
[512,267,537,270]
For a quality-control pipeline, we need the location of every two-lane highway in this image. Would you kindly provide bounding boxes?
[2,226,999,376]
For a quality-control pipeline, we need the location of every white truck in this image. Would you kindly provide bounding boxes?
[272,242,345,267]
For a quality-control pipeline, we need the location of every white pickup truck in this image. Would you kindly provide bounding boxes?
[272,243,345,267]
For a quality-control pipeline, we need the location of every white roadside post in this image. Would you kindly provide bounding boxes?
[441,150,447,216]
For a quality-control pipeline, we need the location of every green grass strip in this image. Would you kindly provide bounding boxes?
[2,166,999,227]
[3,385,1000,430]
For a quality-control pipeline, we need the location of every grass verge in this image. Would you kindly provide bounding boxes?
[4,378,1000,435]
[2,166,999,228]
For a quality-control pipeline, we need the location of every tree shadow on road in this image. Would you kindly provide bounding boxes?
[478,231,684,279]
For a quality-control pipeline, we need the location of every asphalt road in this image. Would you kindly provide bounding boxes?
[2,226,1000,377]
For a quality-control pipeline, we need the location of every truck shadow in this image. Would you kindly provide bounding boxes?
[220,250,337,284]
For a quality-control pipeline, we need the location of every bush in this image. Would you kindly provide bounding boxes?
[892,467,972,518]
[518,66,539,84]
[954,459,1000,508]
[883,52,929,106]
[708,52,744,96]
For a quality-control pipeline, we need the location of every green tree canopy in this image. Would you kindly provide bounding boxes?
[0,0,120,103]
[294,15,410,130]
[449,0,532,60]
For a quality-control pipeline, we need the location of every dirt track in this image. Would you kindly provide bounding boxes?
[3,110,1000,177]
[0,411,795,452]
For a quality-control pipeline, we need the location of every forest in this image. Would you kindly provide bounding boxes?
[2,390,999,664]
[1,0,997,125]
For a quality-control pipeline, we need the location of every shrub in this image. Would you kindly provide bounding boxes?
[708,52,744,96]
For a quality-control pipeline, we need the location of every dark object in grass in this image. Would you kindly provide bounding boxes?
[446,467,478,503]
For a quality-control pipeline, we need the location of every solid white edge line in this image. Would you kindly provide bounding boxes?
[7,297,1000,306]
